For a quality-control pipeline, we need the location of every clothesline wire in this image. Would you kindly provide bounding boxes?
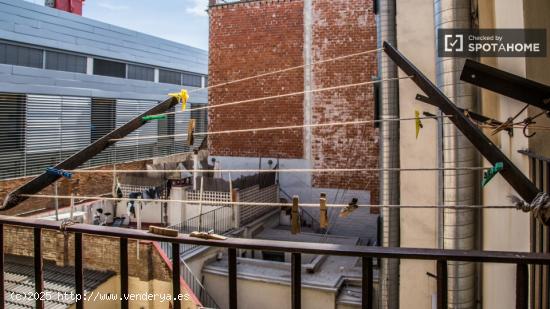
[20,194,518,209]
[111,114,445,142]
[156,76,413,117]
[67,167,490,174]
[187,48,382,95]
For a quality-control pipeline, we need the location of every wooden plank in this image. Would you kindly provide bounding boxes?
[383,41,540,203]
[1,97,179,210]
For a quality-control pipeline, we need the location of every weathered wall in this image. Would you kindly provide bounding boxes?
[208,0,378,198]
[396,0,439,308]
[3,224,171,281]
[0,159,148,216]
[208,0,305,158]
[310,0,378,199]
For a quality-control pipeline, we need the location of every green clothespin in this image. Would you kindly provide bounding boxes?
[482,162,504,187]
[415,110,423,139]
[142,114,167,121]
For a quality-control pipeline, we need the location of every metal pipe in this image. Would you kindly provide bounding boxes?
[378,0,400,308]
[434,0,477,307]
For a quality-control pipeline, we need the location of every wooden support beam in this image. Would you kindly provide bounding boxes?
[2,97,179,210]
[383,42,540,203]
[460,59,550,112]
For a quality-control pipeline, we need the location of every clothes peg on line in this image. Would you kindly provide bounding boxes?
[291,195,301,235]
[142,114,167,121]
[319,193,328,229]
[46,167,72,179]
[482,162,504,187]
[415,110,423,139]
[340,198,359,218]
[187,119,196,146]
[168,89,190,111]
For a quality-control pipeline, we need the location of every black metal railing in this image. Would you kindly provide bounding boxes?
[0,215,548,309]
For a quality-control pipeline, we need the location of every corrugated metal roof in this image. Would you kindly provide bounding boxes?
[4,255,115,308]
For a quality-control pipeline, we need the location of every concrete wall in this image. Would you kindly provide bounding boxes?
[396,0,438,307]
[396,0,550,308]
[204,271,336,309]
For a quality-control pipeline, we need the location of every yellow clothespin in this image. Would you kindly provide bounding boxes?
[339,198,359,218]
[319,193,328,229]
[187,119,196,146]
[168,89,190,111]
[415,110,423,139]
[291,196,301,235]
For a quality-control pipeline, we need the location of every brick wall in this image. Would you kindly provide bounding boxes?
[208,0,305,158]
[0,160,149,216]
[3,225,172,282]
[310,0,379,202]
[208,0,378,202]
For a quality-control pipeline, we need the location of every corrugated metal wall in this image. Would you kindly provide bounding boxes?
[0,92,208,180]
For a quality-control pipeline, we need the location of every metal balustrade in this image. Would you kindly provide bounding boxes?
[0,215,548,309]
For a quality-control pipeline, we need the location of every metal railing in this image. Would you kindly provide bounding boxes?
[180,259,220,309]
[162,206,234,256]
[0,214,548,309]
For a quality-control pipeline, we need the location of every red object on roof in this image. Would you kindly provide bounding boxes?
[54,0,85,16]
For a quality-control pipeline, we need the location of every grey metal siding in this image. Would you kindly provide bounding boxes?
[45,50,86,73]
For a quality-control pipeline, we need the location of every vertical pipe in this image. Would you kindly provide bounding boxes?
[172,242,181,309]
[75,233,84,309]
[228,248,237,309]
[363,256,374,309]
[437,260,448,309]
[120,237,129,309]
[34,228,44,309]
[435,1,477,308]
[517,263,528,309]
[378,0,400,308]
[291,253,301,309]
[0,224,4,309]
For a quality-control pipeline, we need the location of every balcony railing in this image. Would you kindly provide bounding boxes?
[0,215,549,309]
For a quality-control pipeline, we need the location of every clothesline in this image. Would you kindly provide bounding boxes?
[155,76,413,117]
[21,194,519,209]
[186,48,382,95]
[111,114,445,142]
[68,167,490,174]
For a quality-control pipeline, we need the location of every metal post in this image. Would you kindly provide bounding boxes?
[172,243,181,309]
[516,263,528,309]
[362,256,373,309]
[75,233,83,309]
[437,260,448,309]
[34,228,44,309]
[228,248,237,309]
[120,238,129,309]
[291,253,301,309]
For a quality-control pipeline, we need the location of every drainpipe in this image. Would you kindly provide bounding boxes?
[377,0,400,308]
[434,0,477,308]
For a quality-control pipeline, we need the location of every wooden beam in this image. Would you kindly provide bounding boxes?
[383,42,540,203]
[1,97,179,210]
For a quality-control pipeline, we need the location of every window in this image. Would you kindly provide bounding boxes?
[128,64,154,82]
[93,58,126,78]
[0,43,43,68]
[159,69,181,85]
[45,50,86,73]
[91,98,116,142]
[182,73,202,87]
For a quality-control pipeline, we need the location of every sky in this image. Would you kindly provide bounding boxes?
[24,0,210,50]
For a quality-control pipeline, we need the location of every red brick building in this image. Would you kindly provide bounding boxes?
[208,0,378,203]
